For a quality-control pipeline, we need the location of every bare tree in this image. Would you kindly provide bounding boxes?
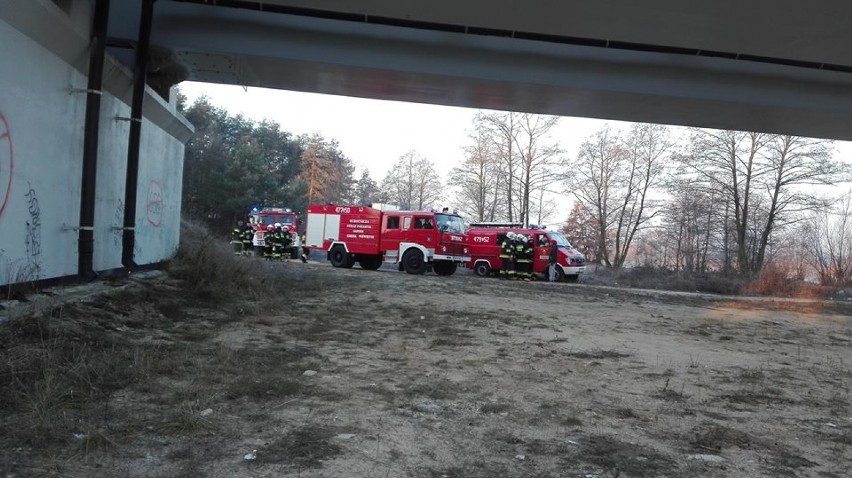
[609,124,672,269]
[573,125,625,268]
[801,191,852,286]
[560,202,601,262]
[679,130,768,275]
[381,151,442,210]
[513,113,565,227]
[681,130,849,275]
[530,187,559,226]
[754,135,844,271]
[478,112,521,222]
[449,123,502,221]
[658,182,722,272]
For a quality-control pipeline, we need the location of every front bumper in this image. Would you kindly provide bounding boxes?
[560,265,586,275]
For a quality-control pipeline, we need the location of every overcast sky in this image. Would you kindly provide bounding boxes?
[179,81,852,224]
[179,81,628,180]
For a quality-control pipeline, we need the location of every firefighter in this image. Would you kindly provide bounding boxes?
[263,224,275,260]
[514,234,530,280]
[499,232,515,279]
[231,220,245,254]
[241,219,254,256]
[523,235,536,280]
[270,223,283,260]
[279,225,293,260]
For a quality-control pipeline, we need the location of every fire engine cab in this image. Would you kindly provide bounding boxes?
[465,223,586,282]
[249,207,300,256]
[305,204,470,275]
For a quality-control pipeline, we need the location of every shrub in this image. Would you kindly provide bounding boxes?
[167,219,270,297]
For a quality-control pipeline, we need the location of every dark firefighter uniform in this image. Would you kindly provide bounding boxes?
[514,235,532,280]
[523,237,536,280]
[241,222,254,255]
[278,227,293,260]
[263,226,275,260]
[271,227,284,260]
[231,222,245,254]
[499,234,515,279]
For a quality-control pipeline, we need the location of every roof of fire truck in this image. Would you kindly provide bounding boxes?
[468,222,548,229]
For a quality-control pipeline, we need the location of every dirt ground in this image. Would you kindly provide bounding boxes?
[1,260,851,477]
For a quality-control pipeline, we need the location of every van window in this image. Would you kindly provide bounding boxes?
[387,216,400,229]
[414,216,433,229]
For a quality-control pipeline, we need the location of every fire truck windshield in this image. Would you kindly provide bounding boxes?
[547,232,574,248]
[257,215,295,225]
[435,214,464,234]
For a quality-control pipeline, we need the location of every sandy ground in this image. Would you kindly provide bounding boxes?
[2,261,851,477]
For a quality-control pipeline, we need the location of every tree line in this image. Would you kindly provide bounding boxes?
[180,94,852,285]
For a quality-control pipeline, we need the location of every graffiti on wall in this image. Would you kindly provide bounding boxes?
[24,182,42,273]
[113,199,124,247]
[0,113,13,219]
[146,180,163,227]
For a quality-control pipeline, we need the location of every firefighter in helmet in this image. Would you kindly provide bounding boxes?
[231,220,245,254]
[241,219,254,256]
[523,234,536,280]
[263,224,275,260]
[270,223,283,260]
[514,234,531,280]
[278,224,292,260]
[500,232,515,279]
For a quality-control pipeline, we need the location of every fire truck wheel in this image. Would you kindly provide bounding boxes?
[359,255,382,270]
[473,261,491,277]
[330,246,349,268]
[433,260,458,276]
[402,249,427,275]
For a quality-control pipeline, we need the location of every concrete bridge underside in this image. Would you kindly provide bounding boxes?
[108,0,852,140]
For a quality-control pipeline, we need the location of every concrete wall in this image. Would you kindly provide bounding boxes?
[0,0,192,287]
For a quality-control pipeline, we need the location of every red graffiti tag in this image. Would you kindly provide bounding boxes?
[0,114,12,219]
[146,180,163,227]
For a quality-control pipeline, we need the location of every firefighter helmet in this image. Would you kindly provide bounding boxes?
[274,222,281,228]
[507,232,516,240]
[266,225,274,231]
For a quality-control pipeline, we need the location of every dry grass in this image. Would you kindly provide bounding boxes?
[0,219,849,477]
[0,220,338,476]
[583,264,845,300]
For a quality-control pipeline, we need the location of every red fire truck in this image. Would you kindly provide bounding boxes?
[465,223,586,282]
[305,204,470,275]
[249,207,300,256]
